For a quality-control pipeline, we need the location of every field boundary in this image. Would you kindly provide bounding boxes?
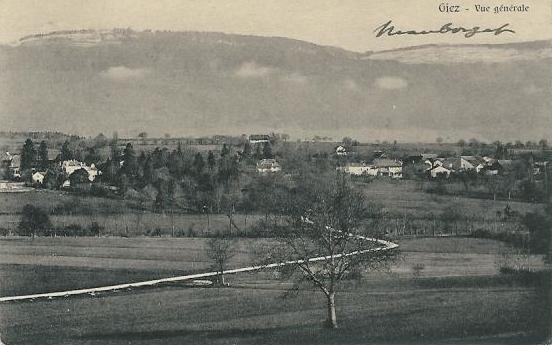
[0,235,398,302]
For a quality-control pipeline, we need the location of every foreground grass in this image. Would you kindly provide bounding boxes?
[0,236,548,344]
[0,273,548,345]
[0,236,544,295]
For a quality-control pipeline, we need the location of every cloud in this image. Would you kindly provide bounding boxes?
[234,61,276,78]
[343,78,359,91]
[522,84,542,95]
[374,76,408,90]
[100,66,149,81]
[280,72,308,84]
[365,46,552,64]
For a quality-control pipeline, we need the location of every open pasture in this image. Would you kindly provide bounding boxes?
[358,179,543,219]
[0,236,548,344]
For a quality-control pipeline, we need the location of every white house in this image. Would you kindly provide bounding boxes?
[61,160,101,181]
[249,135,271,144]
[429,166,452,178]
[335,145,348,156]
[341,162,378,176]
[32,171,46,184]
[1,152,21,178]
[256,159,281,173]
[373,159,403,179]
[460,156,486,172]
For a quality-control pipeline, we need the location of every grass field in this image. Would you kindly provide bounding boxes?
[0,182,543,238]
[0,236,548,344]
[359,180,542,219]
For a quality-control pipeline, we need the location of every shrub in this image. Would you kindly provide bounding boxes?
[470,229,528,249]
[88,222,103,236]
[145,228,162,237]
[18,204,52,237]
[522,212,551,255]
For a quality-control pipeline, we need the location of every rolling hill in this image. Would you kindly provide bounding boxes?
[0,29,550,142]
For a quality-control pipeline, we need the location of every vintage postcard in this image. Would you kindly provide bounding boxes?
[0,1,550,344]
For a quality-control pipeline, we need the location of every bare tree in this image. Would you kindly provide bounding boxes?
[206,235,237,286]
[262,174,397,328]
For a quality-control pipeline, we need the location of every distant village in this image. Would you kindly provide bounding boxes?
[0,132,550,204]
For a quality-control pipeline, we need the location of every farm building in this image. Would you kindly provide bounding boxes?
[335,145,348,156]
[61,160,101,181]
[256,159,281,174]
[249,135,270,144]
[429,165,453,178]
[1,152,21,178]
[340,162,378,176]
[32,171,46,184]
[460,156,487,172]
[340,159,403,178]
[373,159,403,179]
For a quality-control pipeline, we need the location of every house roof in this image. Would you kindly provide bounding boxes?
[461,156,486,166]
[346,162,373,168]
[0,152,12,161]
[10,155,20,167]
[441,158,461,169]
[373,159,402,167]
[431,165,452,172]
[497,160,514,168]
[421,153,438,160]
[249,135,270,140]
[257,159,280,169]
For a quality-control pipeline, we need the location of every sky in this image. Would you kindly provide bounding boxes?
[0,0,551,52]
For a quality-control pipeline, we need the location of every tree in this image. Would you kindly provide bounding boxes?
[193,152,205,175]
[221,144,230,157]
[262,142,273,159]
[242,141,252,159]
[60,140,73,161]
[206,234,237,286]
[38,141,49,169]
[523,209,552,256]
[262,174,396,328]
[207,150,216,171]
[93,133,108,148]
[342,137,353,147]
[18,204,51,237]
[21,139,36,171]
[436,137,443,145]
[69,168,90,186]
[138,132,148,145]
[122,143,138,177]
[484,175,502,201]
[539,139,548,150]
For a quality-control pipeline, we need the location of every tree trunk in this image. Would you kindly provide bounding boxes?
[326,292,338,329]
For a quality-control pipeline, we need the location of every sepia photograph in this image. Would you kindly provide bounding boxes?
[0,1,551,344]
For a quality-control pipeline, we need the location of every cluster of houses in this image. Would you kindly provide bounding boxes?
[1,152,101,189]
[0,152,21,178]
[336,148,549,180]
[338,159,403,179]
[423,154,512,178]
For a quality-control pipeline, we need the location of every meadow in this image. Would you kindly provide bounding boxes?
[0,236,549,345]
[0,180,543,237]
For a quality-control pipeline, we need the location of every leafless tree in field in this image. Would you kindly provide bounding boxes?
[261,173,397,329]
[206,234,237,286]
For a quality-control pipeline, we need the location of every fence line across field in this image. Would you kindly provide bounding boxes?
[0,236,398,303]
